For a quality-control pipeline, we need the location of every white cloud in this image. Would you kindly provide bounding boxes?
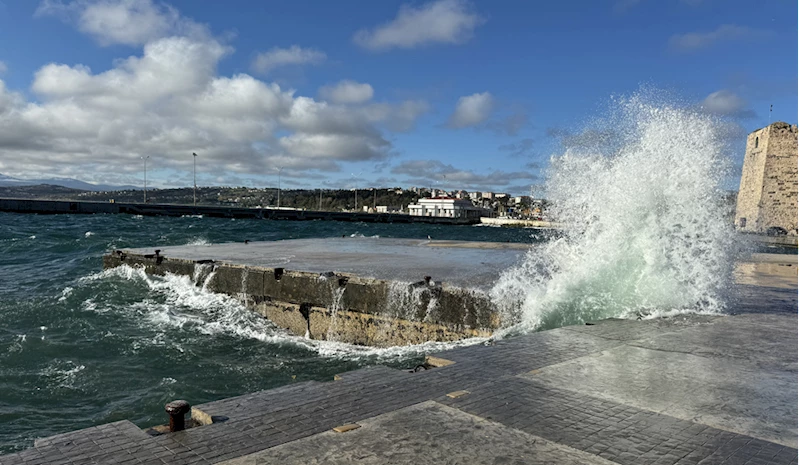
[36,0,208,46]
[447,92,494,128]
[353,0,484,51]
[669,24,771,52]
[363,99,430,132]
[0,61,6,74]
[391,159,538,190]
[0,35,424,184]
[700,89,754,118]
[251,45,326,75]
[318,80,374,104]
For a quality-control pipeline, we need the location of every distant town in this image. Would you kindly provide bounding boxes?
[0,183,549,220]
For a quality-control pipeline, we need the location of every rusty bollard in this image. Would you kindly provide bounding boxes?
[165,400,191,432]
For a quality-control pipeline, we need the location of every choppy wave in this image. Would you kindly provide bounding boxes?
[185,237,210,246]
[491,93,735,333]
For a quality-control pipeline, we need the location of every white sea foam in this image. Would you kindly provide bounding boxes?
[40,361,86,389]
[58,286,73,302]
[490,94,735,334]
[84,231,95,237]
[186,237,210,246]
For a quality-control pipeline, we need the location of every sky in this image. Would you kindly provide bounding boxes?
[0,0,795,194]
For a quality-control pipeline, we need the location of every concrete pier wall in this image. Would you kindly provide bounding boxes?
[103,251,497,346]
[0,198,478,225]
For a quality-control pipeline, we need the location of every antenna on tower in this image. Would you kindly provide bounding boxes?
[769,104,773,125]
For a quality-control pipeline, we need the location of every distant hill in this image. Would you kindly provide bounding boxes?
[0,174,138,191]
[0,184,88,199]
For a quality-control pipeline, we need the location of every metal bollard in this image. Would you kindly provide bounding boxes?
[165,400,191,432]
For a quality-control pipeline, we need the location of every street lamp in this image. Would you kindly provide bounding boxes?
[192,153,198,207]
[141,155,150,203]
[274,166,283,208]
[351,171,362,212]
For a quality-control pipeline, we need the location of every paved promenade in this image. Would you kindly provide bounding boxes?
[1,306,795,464]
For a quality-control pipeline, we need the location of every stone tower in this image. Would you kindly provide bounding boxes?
[735,121,798,234]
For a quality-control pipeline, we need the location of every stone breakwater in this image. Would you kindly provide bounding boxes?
[102,239,511,346]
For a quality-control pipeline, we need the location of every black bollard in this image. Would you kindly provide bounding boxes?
[165,400,191,432]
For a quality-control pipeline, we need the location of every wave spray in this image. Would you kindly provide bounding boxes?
[491,94,736,332]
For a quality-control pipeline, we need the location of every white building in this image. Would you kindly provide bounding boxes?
[376,205,401,213]
[408,197,490,219]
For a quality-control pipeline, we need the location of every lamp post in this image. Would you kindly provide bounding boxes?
[192,152,197,207]
[274,166,283,208]
[351,172,362,212]
[318,188,322,211]
[141,155,150,203]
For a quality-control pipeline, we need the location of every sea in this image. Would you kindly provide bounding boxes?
[0,212,537,453]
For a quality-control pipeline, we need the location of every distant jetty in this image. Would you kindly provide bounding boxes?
[0,198,479,225]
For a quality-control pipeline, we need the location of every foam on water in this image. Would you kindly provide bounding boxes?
[185,237,210,246]
[491,94,735,333]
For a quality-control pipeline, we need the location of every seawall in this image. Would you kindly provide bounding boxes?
[0,198,479,225]
[102,240,506,346]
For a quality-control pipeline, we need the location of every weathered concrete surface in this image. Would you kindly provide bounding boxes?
[124,238,528,290]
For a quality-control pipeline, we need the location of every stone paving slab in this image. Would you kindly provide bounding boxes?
[439,376,798,465]
[524,344,797,447]
[627,313,798,371]
[217,401,620,465]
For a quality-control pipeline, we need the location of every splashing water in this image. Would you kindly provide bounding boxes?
[491,96,735,333]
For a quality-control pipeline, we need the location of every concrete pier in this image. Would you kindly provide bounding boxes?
[0,198,479,224]
[1,312,795,464]
[102,239,529,346]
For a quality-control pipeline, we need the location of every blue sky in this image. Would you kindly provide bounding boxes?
[0,0,795,194]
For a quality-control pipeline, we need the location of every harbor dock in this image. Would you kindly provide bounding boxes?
[0,241,795,464]
[0,198,479,224]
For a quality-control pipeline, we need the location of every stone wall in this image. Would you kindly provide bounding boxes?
[735,122,798,234]
[102,252,497,347]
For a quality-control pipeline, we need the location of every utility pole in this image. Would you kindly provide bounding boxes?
[373,188,376,212]
[141,155,150,203]
[319,188,322,211]
[192,152,197,207]
[351,172,362,211]
[274,167,283,208]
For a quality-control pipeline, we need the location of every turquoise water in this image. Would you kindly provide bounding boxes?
[0,212,537,453]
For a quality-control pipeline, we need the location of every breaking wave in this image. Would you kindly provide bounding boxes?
[491,93,735,333]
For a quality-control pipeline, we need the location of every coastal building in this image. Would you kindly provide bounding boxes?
[375,205,401,213]
[408,197,491,219]
[482,192,495,200]
[735,121,798,234]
